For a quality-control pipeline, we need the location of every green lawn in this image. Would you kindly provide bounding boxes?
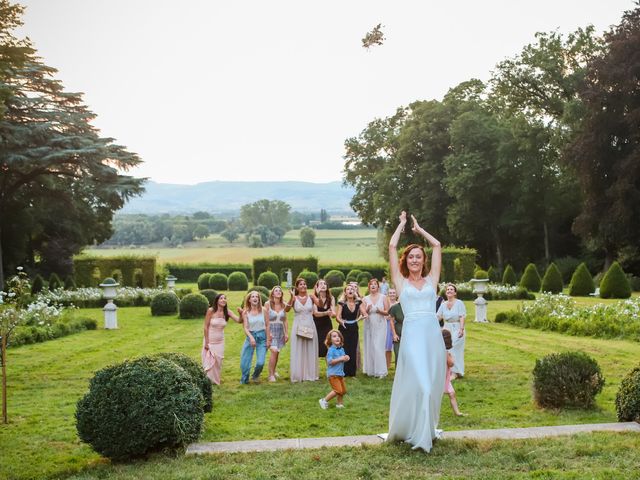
[83,228,384,264]
[1,293,639,479]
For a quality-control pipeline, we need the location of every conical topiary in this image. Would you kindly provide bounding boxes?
[48,273,63,291]
[599,261,631,299]
[519,263,542,292]
[568,263,594,296]
[64,275,77,290]
[502,265,517,286]
[31,274,45,294]
[541,263,563,294]
[487,266,500,283]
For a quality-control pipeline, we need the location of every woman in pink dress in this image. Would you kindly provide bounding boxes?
[202,293,242,385]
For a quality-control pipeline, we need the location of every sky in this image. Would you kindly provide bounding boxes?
[17,0,634,184]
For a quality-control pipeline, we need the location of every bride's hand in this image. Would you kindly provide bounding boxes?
[411,214,422,234]
[399,211,407,226]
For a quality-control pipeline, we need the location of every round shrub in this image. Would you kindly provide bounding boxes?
[519,263,542,292]
[356,271,373,287]
[179,293,209,319]
[298,270,318,289]
[599,261,631,299]
[152,352,213,413]
[150,292,179,316]
[568,263,595,296]
[208,273,228,291]
[541,263,563,294]
[64,275,77,290]
[324,269,345,288]
[502,265,517,286]
[616,366,640,422]
[197,273,212,291]
[330,286,344,300]
[249,285,270,297]
[473,269,489,280]
[31,274,45,294]
[199,289,218,307]
[257,271,279,290]
[48,273,63,290]
[532,351,605,409]
[228,271,249,291]
[346,269,362,284]
[75,357,203,460]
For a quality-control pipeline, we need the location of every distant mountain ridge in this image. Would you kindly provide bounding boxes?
[120,180,356,214]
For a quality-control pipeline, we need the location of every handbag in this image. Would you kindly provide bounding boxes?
[296,325,314,339]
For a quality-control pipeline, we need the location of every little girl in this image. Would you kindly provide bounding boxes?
[319,329,349,409]
[442,329,466,416]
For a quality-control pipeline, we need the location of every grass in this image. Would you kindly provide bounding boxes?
[1,292,640,479]
[82,228,384,264]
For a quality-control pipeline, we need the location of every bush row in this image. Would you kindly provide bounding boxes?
[74,256,157,288]
[166,263,253,282]
[10,317,98,347]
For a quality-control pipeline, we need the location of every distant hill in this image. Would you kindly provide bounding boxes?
[120,180,356,214]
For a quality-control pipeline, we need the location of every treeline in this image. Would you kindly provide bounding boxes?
[344,8,640,276]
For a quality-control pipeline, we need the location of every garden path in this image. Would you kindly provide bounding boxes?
[187,422,640,454]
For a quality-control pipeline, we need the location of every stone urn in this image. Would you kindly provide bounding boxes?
[99,277,119,329]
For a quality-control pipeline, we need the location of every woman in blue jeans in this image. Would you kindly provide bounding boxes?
[240,291,270,384]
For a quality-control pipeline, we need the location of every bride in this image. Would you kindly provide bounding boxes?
[386,211,445,452]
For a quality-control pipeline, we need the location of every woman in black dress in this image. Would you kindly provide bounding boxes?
[336,284,367,376]
[312,279,335,357]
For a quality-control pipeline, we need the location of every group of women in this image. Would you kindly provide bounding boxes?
[201,210,467,453]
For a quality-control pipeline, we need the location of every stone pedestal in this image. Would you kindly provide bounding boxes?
[473,294,488,323]
[104,300,118,329]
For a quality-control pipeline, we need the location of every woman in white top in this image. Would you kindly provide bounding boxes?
[436,283,466,378]
[286,278,319,382]
[240,291,270,384]
[362,278,390,378]
[265,286,289,382]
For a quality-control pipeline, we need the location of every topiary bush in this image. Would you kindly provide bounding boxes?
[64,275,76,290]
[228,271,249,291]
[502,265,517,286]
[298,270,318,289]
[179,293,209,319]
[324,269,345,288]
[48,273,63,290]
[356,271,373,287]
[541,263,563,294]
[568,262,595,296]
[150,292,179,316]
[208,273,228,291]
[330,286,344,300]
[615,365,640,422]
[152,352,213,413]
[346,269,362,284]
[532,351,605,409]
[199,289,218,307]
[75,356,203,460]
[599,261,631,299]
[487,266,500,283]
[257,271,279,290]
[473,269,489,280]
[197,273,212,291]
[519,263,542,292]
[31,274,45,294]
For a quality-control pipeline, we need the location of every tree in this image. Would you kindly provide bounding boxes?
[192,225,209,240]
[362,24,385,49]
[300,227,316,247]
[220,227,239,244]
[320,209,328,223]
[0,5,144,289]
[565,6,640,268]
[240,199,291,246]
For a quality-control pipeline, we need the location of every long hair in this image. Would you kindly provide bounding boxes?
[212,293,230,321]
[399,243,428,278]
[269,285,284,309]
[294,277,307,296]
[442,328,453,350]
[244,291,263,311]
[314,279,333,309]
[324,329,344,348]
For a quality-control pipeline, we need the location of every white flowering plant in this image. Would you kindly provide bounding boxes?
[36,287,164,308]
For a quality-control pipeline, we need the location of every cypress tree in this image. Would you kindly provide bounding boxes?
[568,263,594,296]
[502,265,517,286]
[519,263,542,292]
[541,263,563,293]
[600,261,631,299]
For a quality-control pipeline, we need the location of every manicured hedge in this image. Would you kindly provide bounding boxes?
[541,263,563,294]
[74,256,157,288]
[197,273,212,291]
[569,263,595,296]
[208,273,228,291]
[165,263,252,283]
[298,270,319,289]
[502,265,517,286]
[324,270,346,288]
[253,256,318,283]
[150,292,179,316]
[228,271,249,291]
[179,293,209,319]
[10,317,98,347]
[519,263,542,292]
[257,271,280,289]
[319,264,387,280]
[616,366,640,422]
[600,262,631,299]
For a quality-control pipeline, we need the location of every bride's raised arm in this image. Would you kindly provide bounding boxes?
[389,211,407,294]
[411,215,441,291]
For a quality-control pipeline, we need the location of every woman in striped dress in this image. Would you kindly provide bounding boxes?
[266,286,289,382]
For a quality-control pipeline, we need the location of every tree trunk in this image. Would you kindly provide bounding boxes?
[543,221,550,267]
[1,334,7,424]
[604,248,614,272]
[493,228,504,271]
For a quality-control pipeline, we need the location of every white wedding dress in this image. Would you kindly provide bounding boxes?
[386,276,445,452]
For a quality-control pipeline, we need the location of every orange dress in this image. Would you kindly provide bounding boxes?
[202,315,226,385]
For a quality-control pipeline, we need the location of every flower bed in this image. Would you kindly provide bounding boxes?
[36,287,164,308]
[495,293,640,341]
[439,282,535,301]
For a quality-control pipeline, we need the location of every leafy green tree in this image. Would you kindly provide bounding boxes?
[565,7,640,268]
[0,5,143,289]
[220,227,239,244]
[299,227,316,248]
[240,199,291,246]
[193,225,209,240]
[319,209,328,223]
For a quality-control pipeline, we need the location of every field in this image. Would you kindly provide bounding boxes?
[1,292,640,479]
[84,229,384,264]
